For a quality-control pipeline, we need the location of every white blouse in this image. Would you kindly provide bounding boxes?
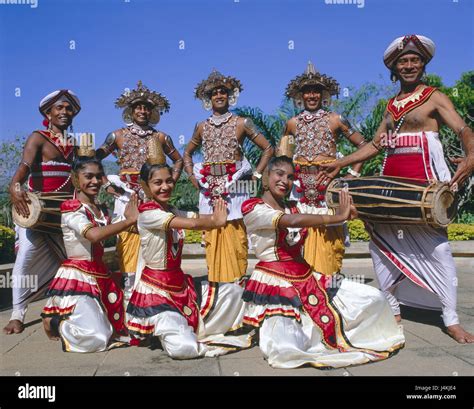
[61,203,108,260]
[243,202,303,262]
[138,205,196,270]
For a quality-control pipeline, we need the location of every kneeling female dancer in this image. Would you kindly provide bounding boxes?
[42,155,138,352]
[241,156,405,369]
[126,161,252,358]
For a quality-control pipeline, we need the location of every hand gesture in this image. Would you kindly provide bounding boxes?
[211,198,227,228]
[335,188,351,221]
[124,193,139,223]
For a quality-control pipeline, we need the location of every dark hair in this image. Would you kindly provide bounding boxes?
[268,155,294,172]
[139,163,172,183]
[72,156,104,173]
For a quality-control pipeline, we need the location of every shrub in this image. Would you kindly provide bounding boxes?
[447,224,474,241]
[348,219,371,242]
[184,229,203,244]
[0,225,15,263]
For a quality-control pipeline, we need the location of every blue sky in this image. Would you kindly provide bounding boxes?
[0,0,472,153]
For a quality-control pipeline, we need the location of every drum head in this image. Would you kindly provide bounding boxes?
[433,186,457,227]
[12,192,42,228]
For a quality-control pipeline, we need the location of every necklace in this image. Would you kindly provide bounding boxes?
[128,123,154,137]
[392,85,426,110]
[209,111,232,126]
[301,109,324,123]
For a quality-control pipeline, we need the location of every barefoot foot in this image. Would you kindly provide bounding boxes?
[3,320,24,335]
[446,324,474,344]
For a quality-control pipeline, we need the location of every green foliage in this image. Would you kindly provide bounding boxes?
[347,219,474,242]
[447,224,474,241]
[0,136,25,193]
[347,219,371,242]
[184,229,203,244]
[0,225,15,263]
[169,175,199,211]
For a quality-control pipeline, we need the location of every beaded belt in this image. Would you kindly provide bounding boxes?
[387,146,423,155]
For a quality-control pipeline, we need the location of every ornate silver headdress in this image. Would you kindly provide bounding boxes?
[194,69,243,110]
[285,61,340,107]
[115,81,170,125]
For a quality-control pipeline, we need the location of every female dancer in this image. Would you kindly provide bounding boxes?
[126,162,251,358]
[42,155,138,352]
[241,155,405,369]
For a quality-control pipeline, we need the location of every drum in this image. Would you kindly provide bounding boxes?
[326,176,457,228]
[12,192,72,234]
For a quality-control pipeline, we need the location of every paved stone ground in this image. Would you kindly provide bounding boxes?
[1,257,473,377]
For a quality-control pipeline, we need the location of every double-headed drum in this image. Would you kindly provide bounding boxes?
[12,192,72,234]
[326,176,457,228]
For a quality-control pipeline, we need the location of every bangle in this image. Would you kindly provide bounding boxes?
[103,181,112,190]
[371,140,383,152]
[253,171,262,180]
[347,168,361,178]
[458,125,471,137]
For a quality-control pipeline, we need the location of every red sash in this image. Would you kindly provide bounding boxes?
[140,266,199,331]
[256,260,340,349]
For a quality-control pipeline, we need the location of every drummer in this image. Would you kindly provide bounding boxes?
[319,35,474,343]
[4,90,80,335]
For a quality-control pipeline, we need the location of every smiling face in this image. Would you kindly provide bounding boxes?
[210,87,230,113]
[268,161,295,200]
[301,85,322,111]
[147,166,174,204]
[47,102,74,130]
[394,52,425,85]
[75,163,104,197]
[132,102,153,126]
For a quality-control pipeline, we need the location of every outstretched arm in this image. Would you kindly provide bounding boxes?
[316,119,387,183]
[168,198,227,230]
[279,189,353,228]
[433,91,474,187]
[84,194,139,244]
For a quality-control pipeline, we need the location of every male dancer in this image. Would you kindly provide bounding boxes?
[320,35,474,343]
[183,70,274,283]
[4,90,80,334]
[278,61,366,275]
[96,81,183,300]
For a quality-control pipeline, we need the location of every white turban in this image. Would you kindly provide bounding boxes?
[39,89,81,117]
[383,35,435,69]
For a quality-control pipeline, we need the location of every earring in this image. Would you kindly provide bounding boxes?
[140,180,152,199]
[421,70,428,83]
[390,72,398,83]
[203,99,212,111]
[47,118,52,131]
